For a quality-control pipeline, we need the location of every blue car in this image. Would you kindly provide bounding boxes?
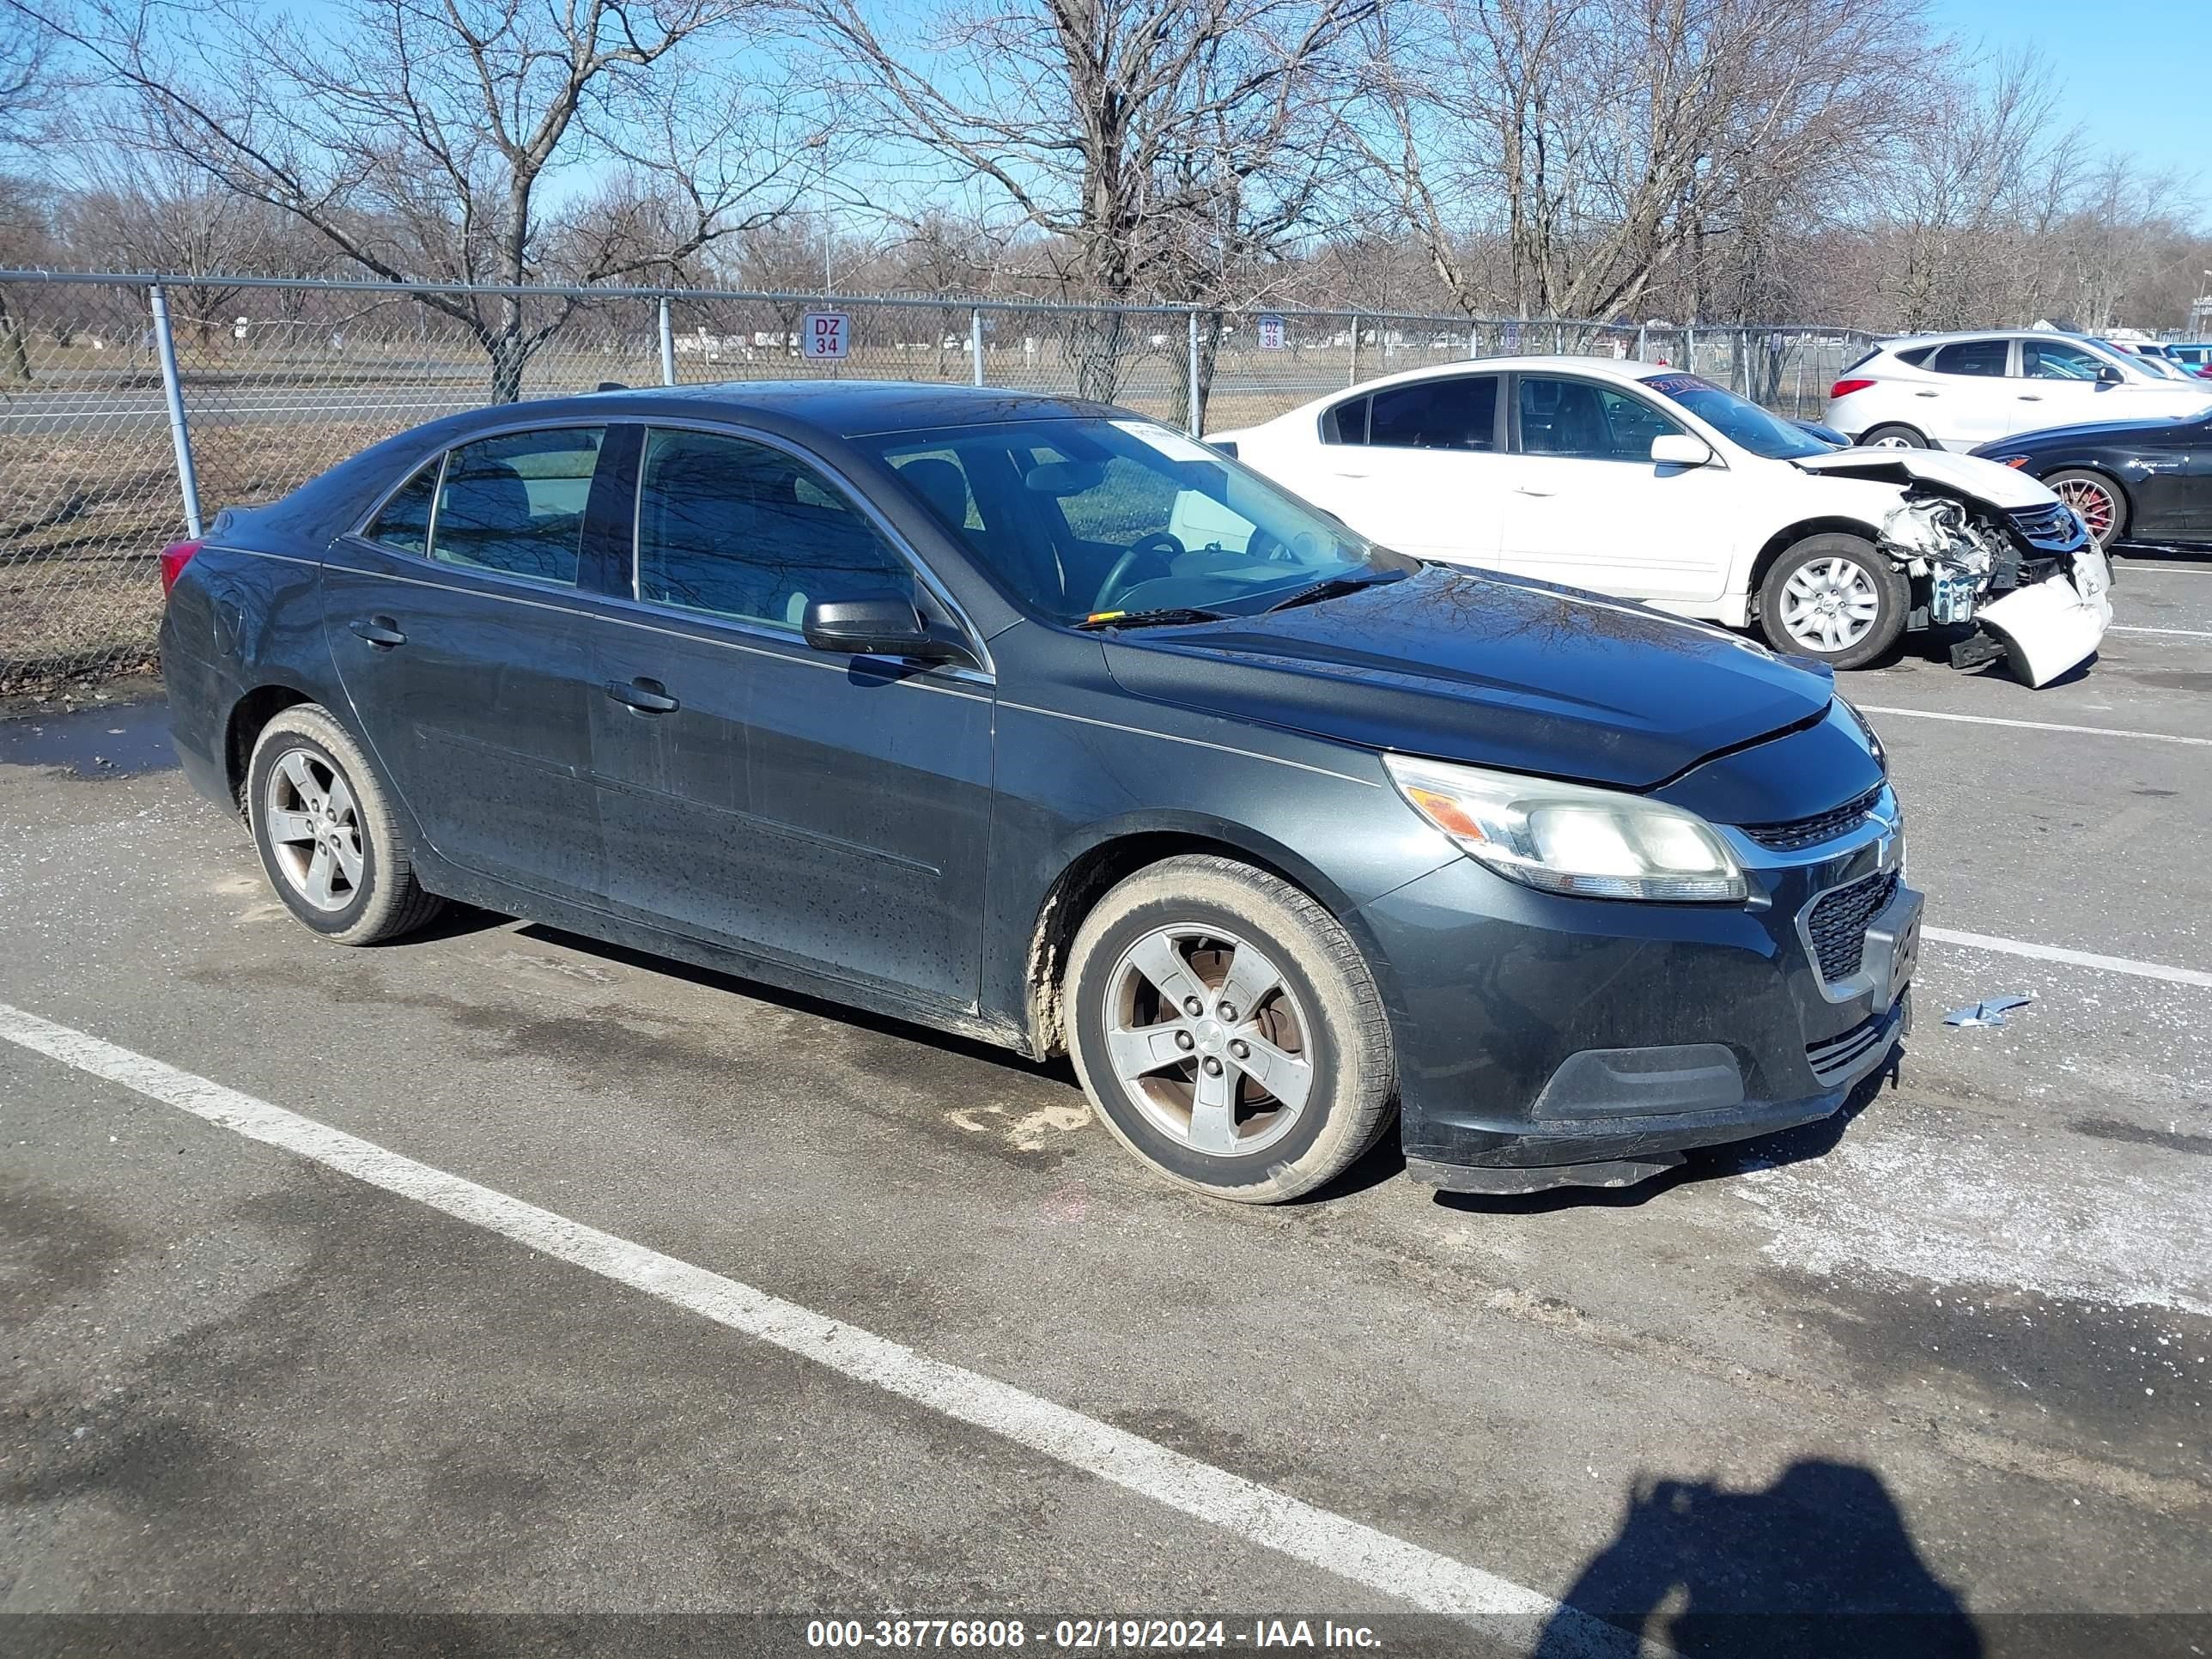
[159,383,1918,1201]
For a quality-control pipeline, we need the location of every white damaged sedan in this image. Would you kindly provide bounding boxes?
[1207,357,2112,683]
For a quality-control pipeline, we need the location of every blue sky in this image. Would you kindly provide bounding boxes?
[1930,0,2209,190]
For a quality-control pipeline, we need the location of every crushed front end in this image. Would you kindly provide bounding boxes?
[1877,493,2112,685]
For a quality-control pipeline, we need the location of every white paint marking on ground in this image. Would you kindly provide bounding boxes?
[0,1001,1644,1659]
[2107,624,2212,640]
[1857,705,2212,748]
[1923,927,2212,991]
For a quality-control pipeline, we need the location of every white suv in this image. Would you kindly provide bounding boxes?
[1825,332,2210,451]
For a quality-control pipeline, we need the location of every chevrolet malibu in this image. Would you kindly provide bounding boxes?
[160,383,1920,1201]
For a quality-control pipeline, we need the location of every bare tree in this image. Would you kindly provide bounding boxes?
[0,0,64,149]
[42,0,813,397]
[1359,0,1920,324]
[803,0,1370,396]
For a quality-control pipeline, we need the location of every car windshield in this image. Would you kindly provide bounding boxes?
[856,416,1413,625]
[1637,373,1833,460]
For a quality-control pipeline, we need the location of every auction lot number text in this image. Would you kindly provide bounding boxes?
[808,1620,1381,1650]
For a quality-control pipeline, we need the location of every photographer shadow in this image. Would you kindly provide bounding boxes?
[1534,1460,1983,1658]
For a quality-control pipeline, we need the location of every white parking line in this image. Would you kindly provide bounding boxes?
[2108,624,2212,639]
[1923,928,2212,990]
[0,1000,1643,1659]
[1857,705,2212,748]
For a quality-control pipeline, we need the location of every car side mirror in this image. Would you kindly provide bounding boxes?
[1651,434,1715,467]
[802,591,963,663]
[2097,364,2124,386]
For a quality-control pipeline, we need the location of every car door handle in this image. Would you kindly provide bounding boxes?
[1513,486,1556,497]
[2018,394,2043,402]
[348,617,406,648]
[605,678,680,714]
[1913,391,1939,398]
[1329,471,1370,480]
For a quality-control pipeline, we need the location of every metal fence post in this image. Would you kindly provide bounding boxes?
[1348,315,1359,386]
[1553,320,1564,355]
[1468,323,1479,361]
[658,296,676,386]
[970,307,984,386]
[148,283,204,540]
[1187,309,1202,435]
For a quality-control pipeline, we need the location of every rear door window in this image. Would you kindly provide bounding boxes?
[428,427,605,586]
[367,459,440,555]
[1367,376,1500,451]
[634,428,913,630]
[1320,395,1370,444]
[1928,339,2009,377]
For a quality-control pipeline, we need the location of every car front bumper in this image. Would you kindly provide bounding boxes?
[1356,823,1919,1194]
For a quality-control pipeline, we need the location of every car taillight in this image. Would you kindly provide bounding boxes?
[1829,378,1877,398]
[159,538,204,596]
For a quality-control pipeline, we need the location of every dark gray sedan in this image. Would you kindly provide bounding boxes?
[159,382,1918,1201]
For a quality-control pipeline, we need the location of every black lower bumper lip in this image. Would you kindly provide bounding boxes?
[1404,994,1908,1194]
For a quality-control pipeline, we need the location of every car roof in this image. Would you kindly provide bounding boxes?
[1286,354,1688,401]
[435,380,1128,442]
[579,380,1115,438]
[1875,330,2099,349]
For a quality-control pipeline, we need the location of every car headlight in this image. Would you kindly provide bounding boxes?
[1383,754,1747,902]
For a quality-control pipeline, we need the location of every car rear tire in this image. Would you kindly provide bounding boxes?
[1856,424,1928,449]
[246,703,445,945]
[1758,533,1907,671]
[1065,854,1396,1204]
[2043,469,2129,550]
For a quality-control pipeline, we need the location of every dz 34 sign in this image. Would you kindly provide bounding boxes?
[803,312,850,361]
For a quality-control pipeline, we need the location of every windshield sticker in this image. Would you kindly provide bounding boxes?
[1109,418,1228,466]
[1640,374,1723,398]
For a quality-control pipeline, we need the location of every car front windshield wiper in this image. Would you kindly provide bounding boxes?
[1073,605,1230,631]
[1262,570,1406,613]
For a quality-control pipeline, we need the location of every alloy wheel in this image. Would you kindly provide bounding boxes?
[1779,557,1881,653]
[263,747,365,912]
[2051,476,2118,544]
[1103,925,1314,1158]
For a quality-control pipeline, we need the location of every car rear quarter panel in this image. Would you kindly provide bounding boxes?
[162,541,343,807]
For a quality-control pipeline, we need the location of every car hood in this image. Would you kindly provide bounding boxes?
[1971,415,2209,453]
[1099,566,1838,791]
[1792,446,2056,507]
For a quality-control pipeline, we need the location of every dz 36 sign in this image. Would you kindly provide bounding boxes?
[803,312,850,361]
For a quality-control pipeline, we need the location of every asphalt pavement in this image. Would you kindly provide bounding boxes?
[2,561,2208,1659]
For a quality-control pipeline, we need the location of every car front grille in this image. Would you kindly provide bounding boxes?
[2008,501,2087,552]
[1806,869,1899,982]
[1805,1004,1901,1086]
[1741,783,1885,854]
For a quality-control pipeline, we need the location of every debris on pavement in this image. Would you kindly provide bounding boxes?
[1944,994,2035,1029]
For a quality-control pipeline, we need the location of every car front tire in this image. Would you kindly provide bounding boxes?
[246,703,445,945]
[1758,533,1907,670]
[1065,854,1396,1203]
[2043,469,2130,550]
[1856,424,1929,449]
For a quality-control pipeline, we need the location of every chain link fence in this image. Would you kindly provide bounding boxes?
[0,270,1877,696]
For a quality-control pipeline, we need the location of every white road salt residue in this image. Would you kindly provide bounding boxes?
[1732,1127,2212,1320]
